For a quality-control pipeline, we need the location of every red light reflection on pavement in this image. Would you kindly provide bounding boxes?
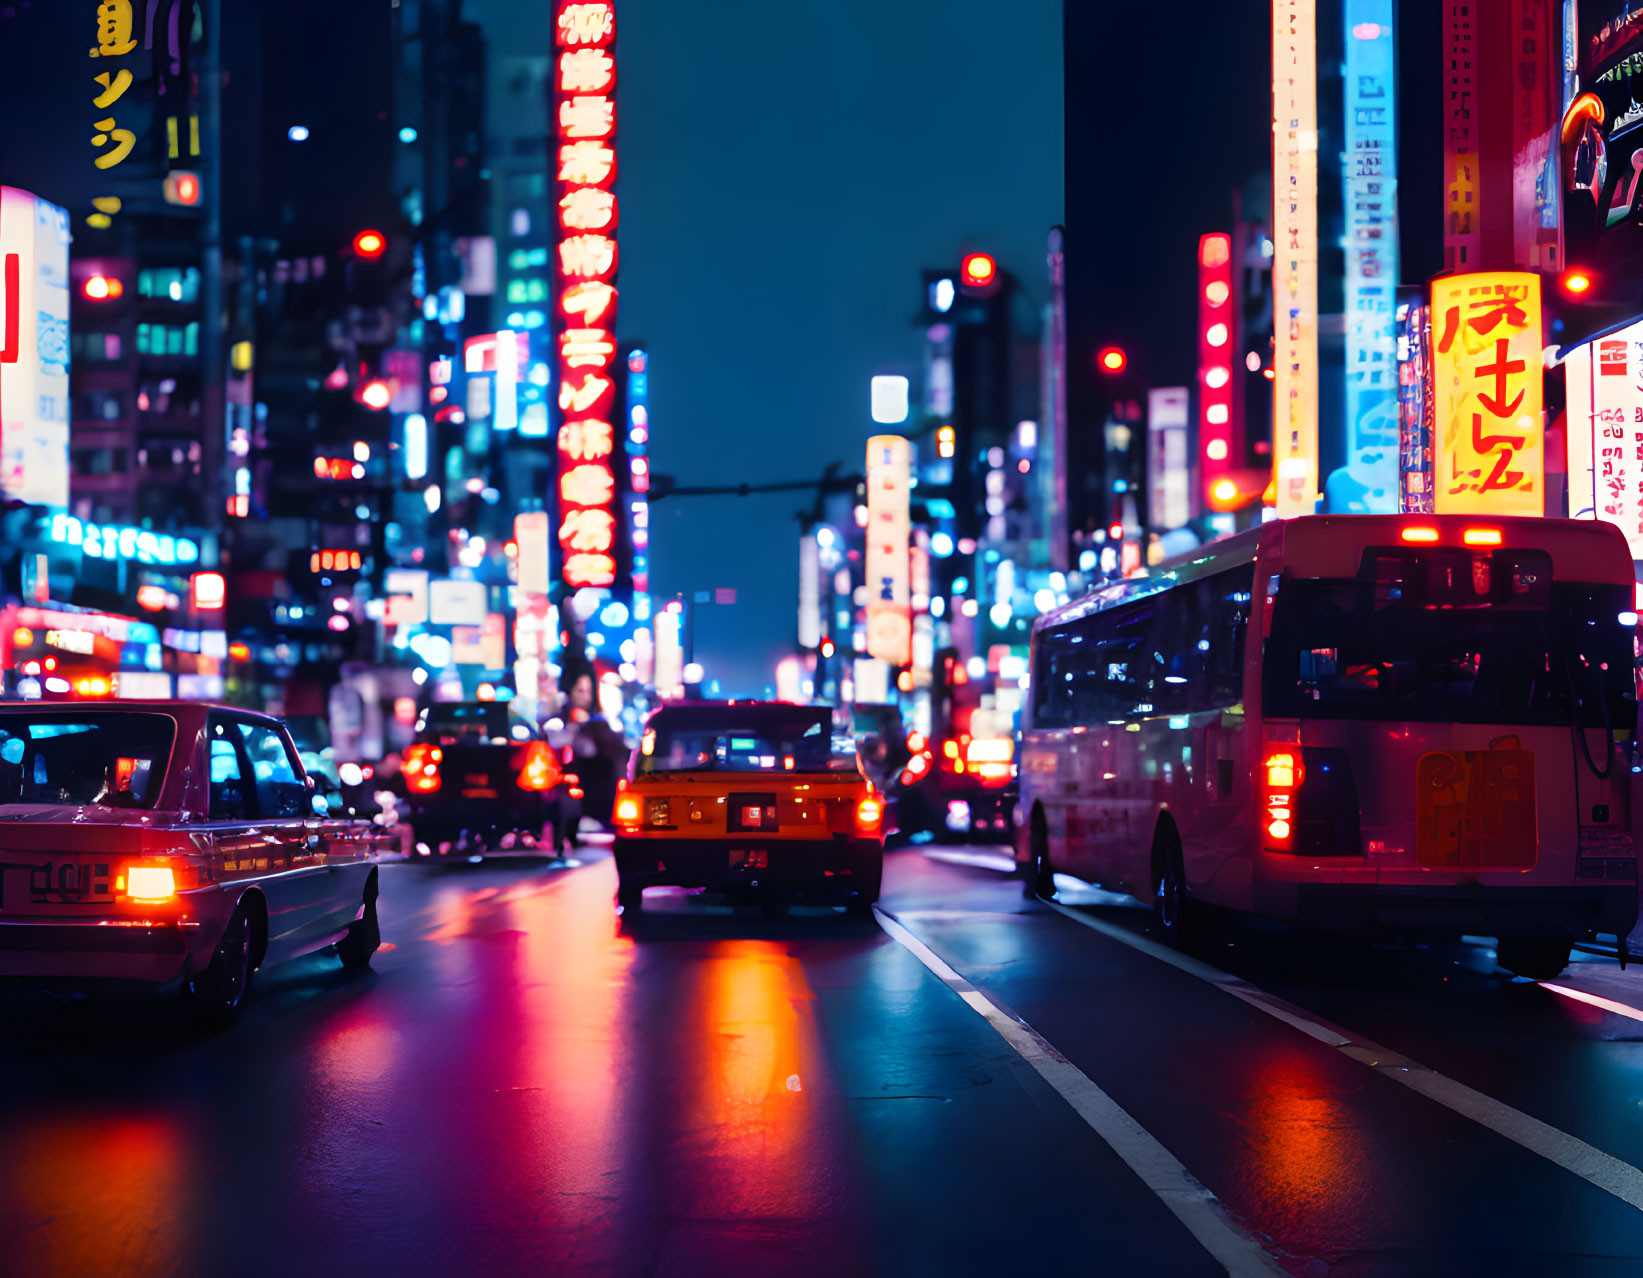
[0,1115,190,1276]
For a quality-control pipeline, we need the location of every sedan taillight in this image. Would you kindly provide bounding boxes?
[120,864,176,903]
[404,743,443,794]
[516,741,559,791]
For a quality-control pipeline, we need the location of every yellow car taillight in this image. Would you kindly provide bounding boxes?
[855,797,884,833]
[122,865,176,902]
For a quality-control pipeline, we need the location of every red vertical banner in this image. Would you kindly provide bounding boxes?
[1197,233,1237,508]
[554,3,619,590]
[1509,0,1560,272]
[1443,1,1482,272]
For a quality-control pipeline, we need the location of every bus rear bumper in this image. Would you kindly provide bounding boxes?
[1272,882,1638,941]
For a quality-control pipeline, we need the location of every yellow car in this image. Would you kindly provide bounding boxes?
[613,702,884,913]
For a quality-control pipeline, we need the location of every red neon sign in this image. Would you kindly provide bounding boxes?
[556,2,622,590]
[1197,232,1237,507]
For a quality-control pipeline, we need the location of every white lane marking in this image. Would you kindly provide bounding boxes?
[1540,981,1643,1026]
[874,907,1289,1278]
[1042,899,1643,1212]
[922,847,1019,874]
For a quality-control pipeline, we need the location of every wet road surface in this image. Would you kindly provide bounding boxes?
[3,844,1643,1276]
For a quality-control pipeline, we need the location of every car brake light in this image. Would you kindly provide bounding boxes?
[1463,527,1502,546]
[517,740,559,791]
[941,740,960,759]
[907,731,925,754]
[404,743,443,793]
[615,796,641,826]
[1263,748,1303,849]
[1400,526,1440,543]
[122,865,176,902]
[855,797,883,832]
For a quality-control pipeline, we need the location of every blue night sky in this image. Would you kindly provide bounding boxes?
[497,0,1065,694]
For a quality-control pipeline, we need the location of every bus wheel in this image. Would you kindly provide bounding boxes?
[1153,831,1190,948]
[1496,938,1570,981]
[1024,808,1054,900]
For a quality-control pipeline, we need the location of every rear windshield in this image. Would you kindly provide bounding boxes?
[638,706,857,774]
[1264,558,1636,729]
[0,713,175,809]
[418,702,532,743]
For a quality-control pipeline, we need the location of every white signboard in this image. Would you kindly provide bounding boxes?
[0,187,71,509]
[1146,387,1191,530]
[864,434,912,667]
[1567,321,1643,557]
[429,577,487,626]
[384,568,429,627]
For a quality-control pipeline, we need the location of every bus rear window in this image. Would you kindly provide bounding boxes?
[1264,574,1635,729]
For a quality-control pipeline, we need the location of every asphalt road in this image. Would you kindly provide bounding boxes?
[4,844,1643,1277]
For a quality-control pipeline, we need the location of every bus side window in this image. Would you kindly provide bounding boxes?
[1200,565,1255,712]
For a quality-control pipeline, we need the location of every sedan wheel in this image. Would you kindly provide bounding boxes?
[336,890,381,969]
[188,906,253,1026]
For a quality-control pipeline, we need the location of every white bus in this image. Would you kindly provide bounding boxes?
[1017,514,1639,979]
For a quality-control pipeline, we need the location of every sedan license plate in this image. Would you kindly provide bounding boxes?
[729,848,768,870]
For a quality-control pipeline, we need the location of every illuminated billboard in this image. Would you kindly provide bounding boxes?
[1563,0,1643,274]
[0,187,71,509]
[554,2,620,590]
[1271,0,1320,516]
[1566,317,1643,556]
[1429,272,1544,516]
[864,435,912,668]
[1337,3,1399,512]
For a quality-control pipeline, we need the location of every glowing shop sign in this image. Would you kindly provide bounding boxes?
[1429,272,1544,516]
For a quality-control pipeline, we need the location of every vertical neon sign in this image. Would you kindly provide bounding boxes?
[1339,2,1399,511]
[1271,0,1319,517]
[554,2,619,590]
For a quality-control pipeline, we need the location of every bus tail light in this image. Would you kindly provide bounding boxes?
[1400,526,1440,543]
[516,741,560,791]
[1263,748,1303,849]
[121,865,176,903]
[1463,527,1503,546]
[404,743,443,793]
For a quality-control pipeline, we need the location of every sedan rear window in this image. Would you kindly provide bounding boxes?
[0,713,175,809]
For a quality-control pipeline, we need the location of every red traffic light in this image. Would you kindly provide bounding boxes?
[819,638,836,658]
[1107,522,1125,541]
[360,379,392,410]
[1561,268,1595,297]
[162,171,201,206]
[82,275,123,300]
[960,252,996,289]
[353,229,387,259]
[1098,346,1127,374]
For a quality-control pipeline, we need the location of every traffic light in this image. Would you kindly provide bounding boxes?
[352,229,387,259]
[162,171,201,206]
[1097,346,1127,374]
[360,380,392,410]
[960,252,996,291]
[81,275,123,300]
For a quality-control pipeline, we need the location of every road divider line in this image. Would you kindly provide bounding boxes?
[1042,898,1643,1213]
[874,907,1289,1278]
[1540,980,1643,1026]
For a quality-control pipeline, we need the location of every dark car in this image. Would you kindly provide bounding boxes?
[404,701,582,857]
